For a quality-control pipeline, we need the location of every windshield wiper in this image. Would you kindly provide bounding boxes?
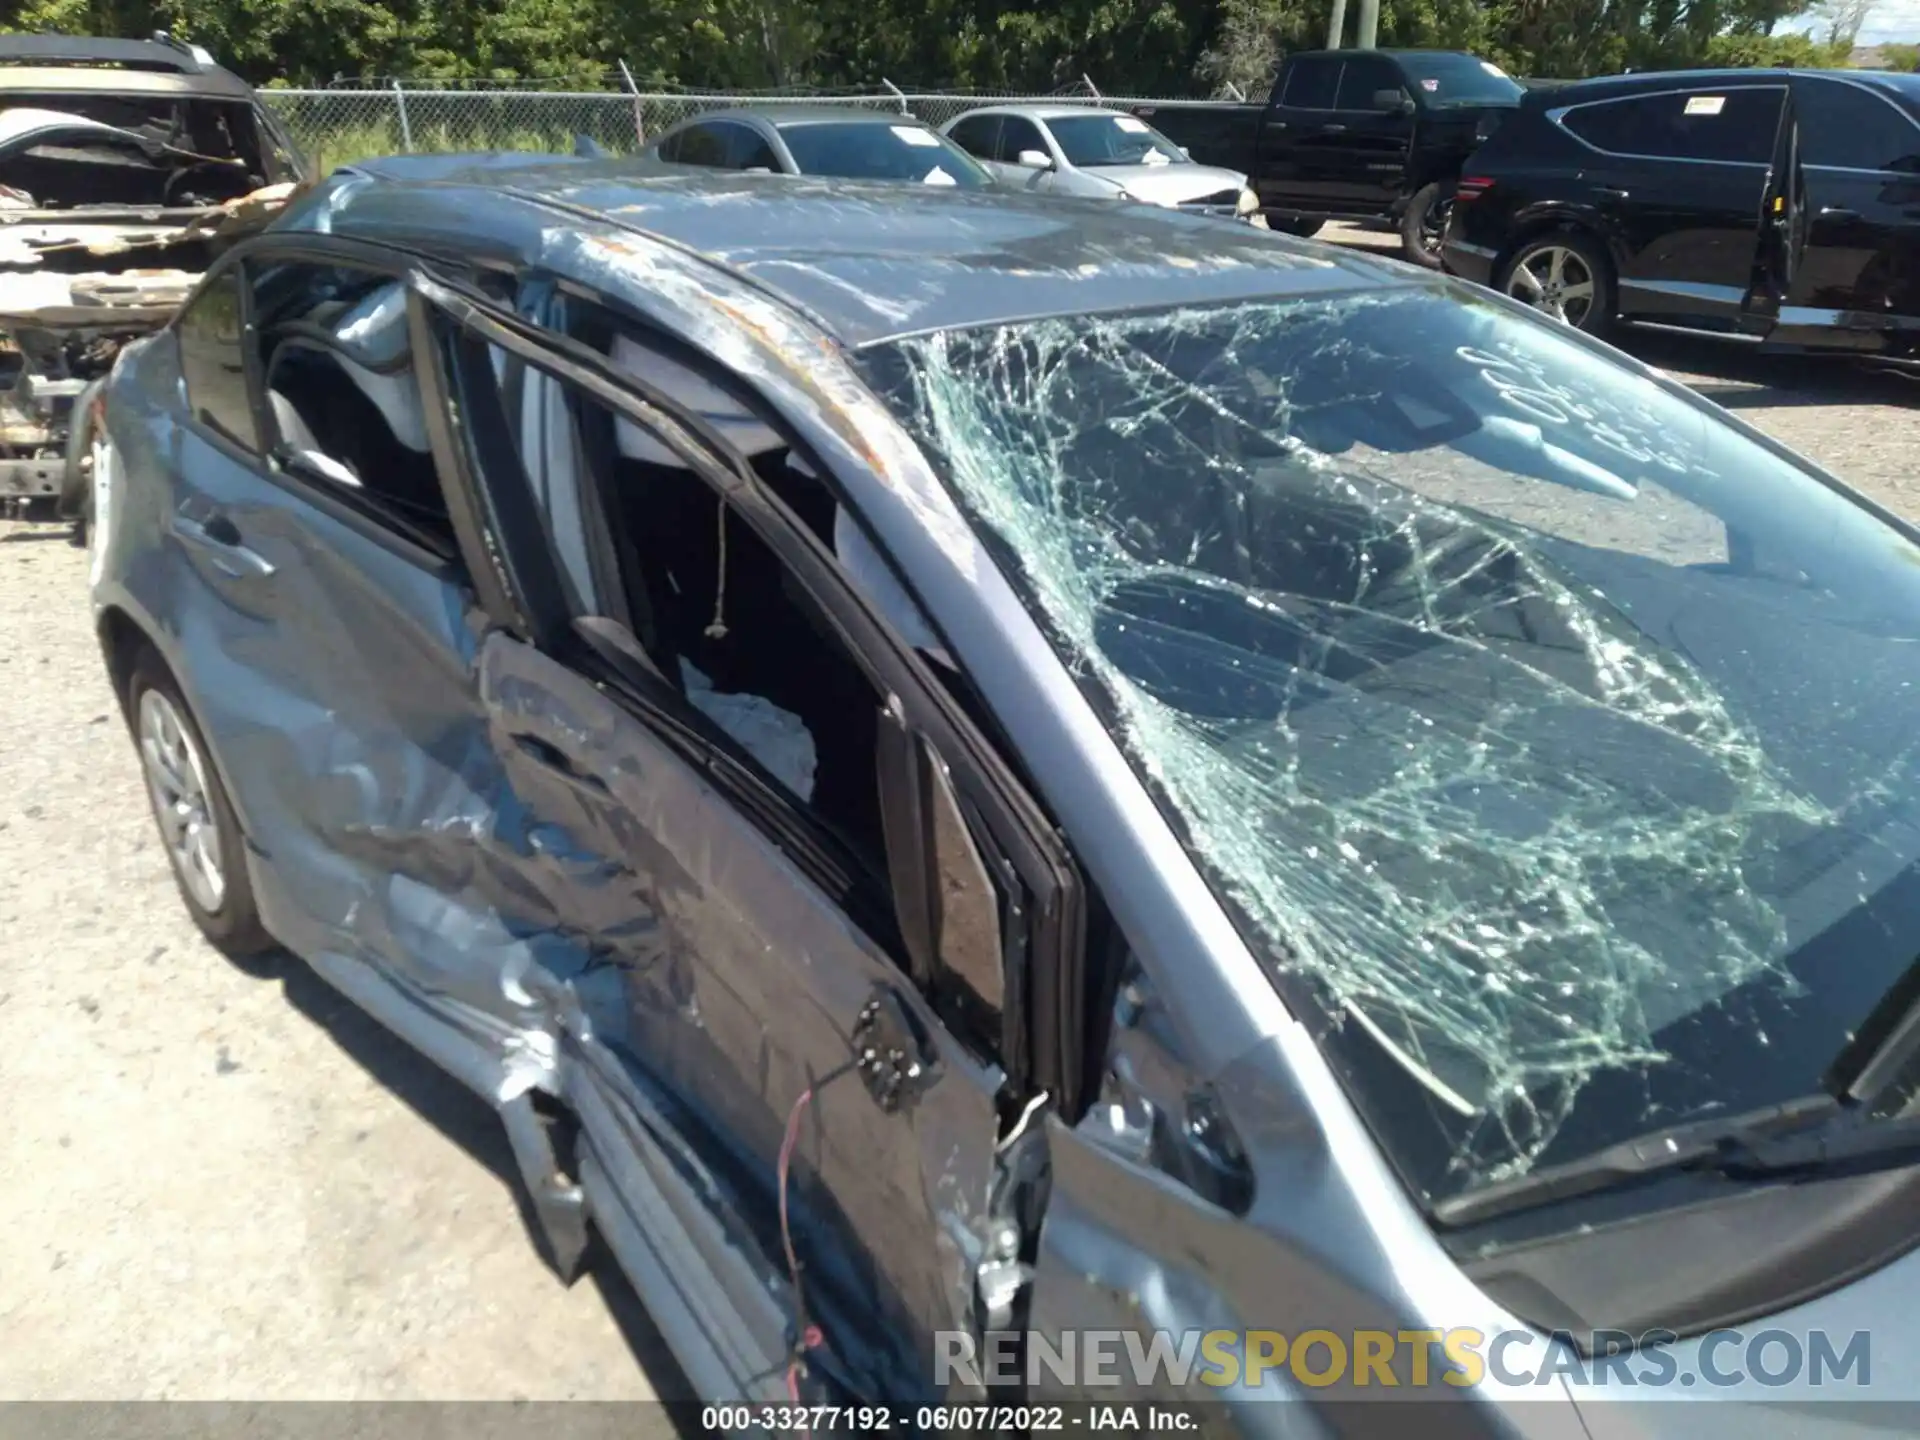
[1433,1094,1920,1228]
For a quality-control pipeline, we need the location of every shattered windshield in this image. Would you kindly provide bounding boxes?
[857,286,1920,1207]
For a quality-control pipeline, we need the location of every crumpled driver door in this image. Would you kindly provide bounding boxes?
[404,268,1088,1405]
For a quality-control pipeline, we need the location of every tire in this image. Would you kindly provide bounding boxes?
[1270,215,1325,238]
[1399,181,1453,268]
[1494,231,1614,336]
[57,376,104,523]
[126,649,274,958]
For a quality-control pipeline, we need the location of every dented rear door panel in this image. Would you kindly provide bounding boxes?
[157,412,508,981]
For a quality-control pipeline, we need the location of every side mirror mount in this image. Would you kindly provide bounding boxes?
[1179,145,1192,159]
[1016,148,1054,170]
[874,701,1006,1017]
[1375,88,1415,113]
[573,615,673,690]
[573,134,610,159]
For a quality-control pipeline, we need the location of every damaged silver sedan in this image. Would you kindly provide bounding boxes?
[88,154,1920,1433]
[0,33,309,517]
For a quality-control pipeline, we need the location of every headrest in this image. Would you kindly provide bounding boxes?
[331,282,411,370]
[320,281,430,453]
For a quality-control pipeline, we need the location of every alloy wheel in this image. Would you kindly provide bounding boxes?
[1505,244,1596,327]
[1419,197,1452,256]
[138,687,226,913]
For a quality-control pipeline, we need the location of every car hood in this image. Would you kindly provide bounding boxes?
[1564,1239,1920,1427]
[1087,162,1249,205]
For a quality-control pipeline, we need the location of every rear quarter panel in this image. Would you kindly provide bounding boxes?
[91,329,190,685]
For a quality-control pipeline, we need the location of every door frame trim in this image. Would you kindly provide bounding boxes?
[405,267,1089,1108]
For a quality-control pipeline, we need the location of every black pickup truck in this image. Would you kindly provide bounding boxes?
[1130,49,1526,265]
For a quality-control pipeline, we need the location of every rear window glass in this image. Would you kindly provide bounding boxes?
[1561,87,1783,164]
[666,124,732,167]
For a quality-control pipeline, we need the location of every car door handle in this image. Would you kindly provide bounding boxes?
[1818,206,1859,221]
[172,505,275,578]
[1592,186,1630,200]
[1321,123,1348,134]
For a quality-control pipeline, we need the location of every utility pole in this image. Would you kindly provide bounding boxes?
[1326,0,1348,47]
[1355,0,1379,48]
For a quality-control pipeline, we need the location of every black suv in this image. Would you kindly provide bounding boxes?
[1130,49,1525,265]
[1442,68,1920,359]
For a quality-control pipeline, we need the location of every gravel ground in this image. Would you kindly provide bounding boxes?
[0,230,1913,1401]
[0,548,681,1403]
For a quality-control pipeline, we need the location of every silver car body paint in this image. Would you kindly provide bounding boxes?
[86,161,1920,1431]
[940,104,1253,212]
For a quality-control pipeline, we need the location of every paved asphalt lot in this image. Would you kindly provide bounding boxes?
[0,220,1914,1402]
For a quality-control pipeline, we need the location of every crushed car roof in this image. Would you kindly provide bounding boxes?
[323,158,1424,346]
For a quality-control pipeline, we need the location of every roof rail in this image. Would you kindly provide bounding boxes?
[0,32,211,74]
[151,31,217,69]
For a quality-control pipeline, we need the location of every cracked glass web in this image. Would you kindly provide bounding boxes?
[858,285,1920,1199]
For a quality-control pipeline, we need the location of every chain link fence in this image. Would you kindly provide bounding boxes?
[257,77,1228,166]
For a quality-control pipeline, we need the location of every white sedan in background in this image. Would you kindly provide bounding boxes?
[941,104,1265,223]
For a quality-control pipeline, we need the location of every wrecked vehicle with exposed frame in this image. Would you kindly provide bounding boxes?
[0,32,310,519]
[85,154,1920,1435]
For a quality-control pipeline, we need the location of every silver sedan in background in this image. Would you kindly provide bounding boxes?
[941,103,1264,222]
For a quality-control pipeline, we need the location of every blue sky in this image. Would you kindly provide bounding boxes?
[1788,0,1920,42]
[1859,0,1920,41]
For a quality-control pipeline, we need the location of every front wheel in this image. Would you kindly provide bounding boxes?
[1495,233,1614,335]
[1399,181,1454,268]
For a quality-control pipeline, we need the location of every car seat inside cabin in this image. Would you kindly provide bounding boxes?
[257,273,445,530]
[511,303,960,887]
